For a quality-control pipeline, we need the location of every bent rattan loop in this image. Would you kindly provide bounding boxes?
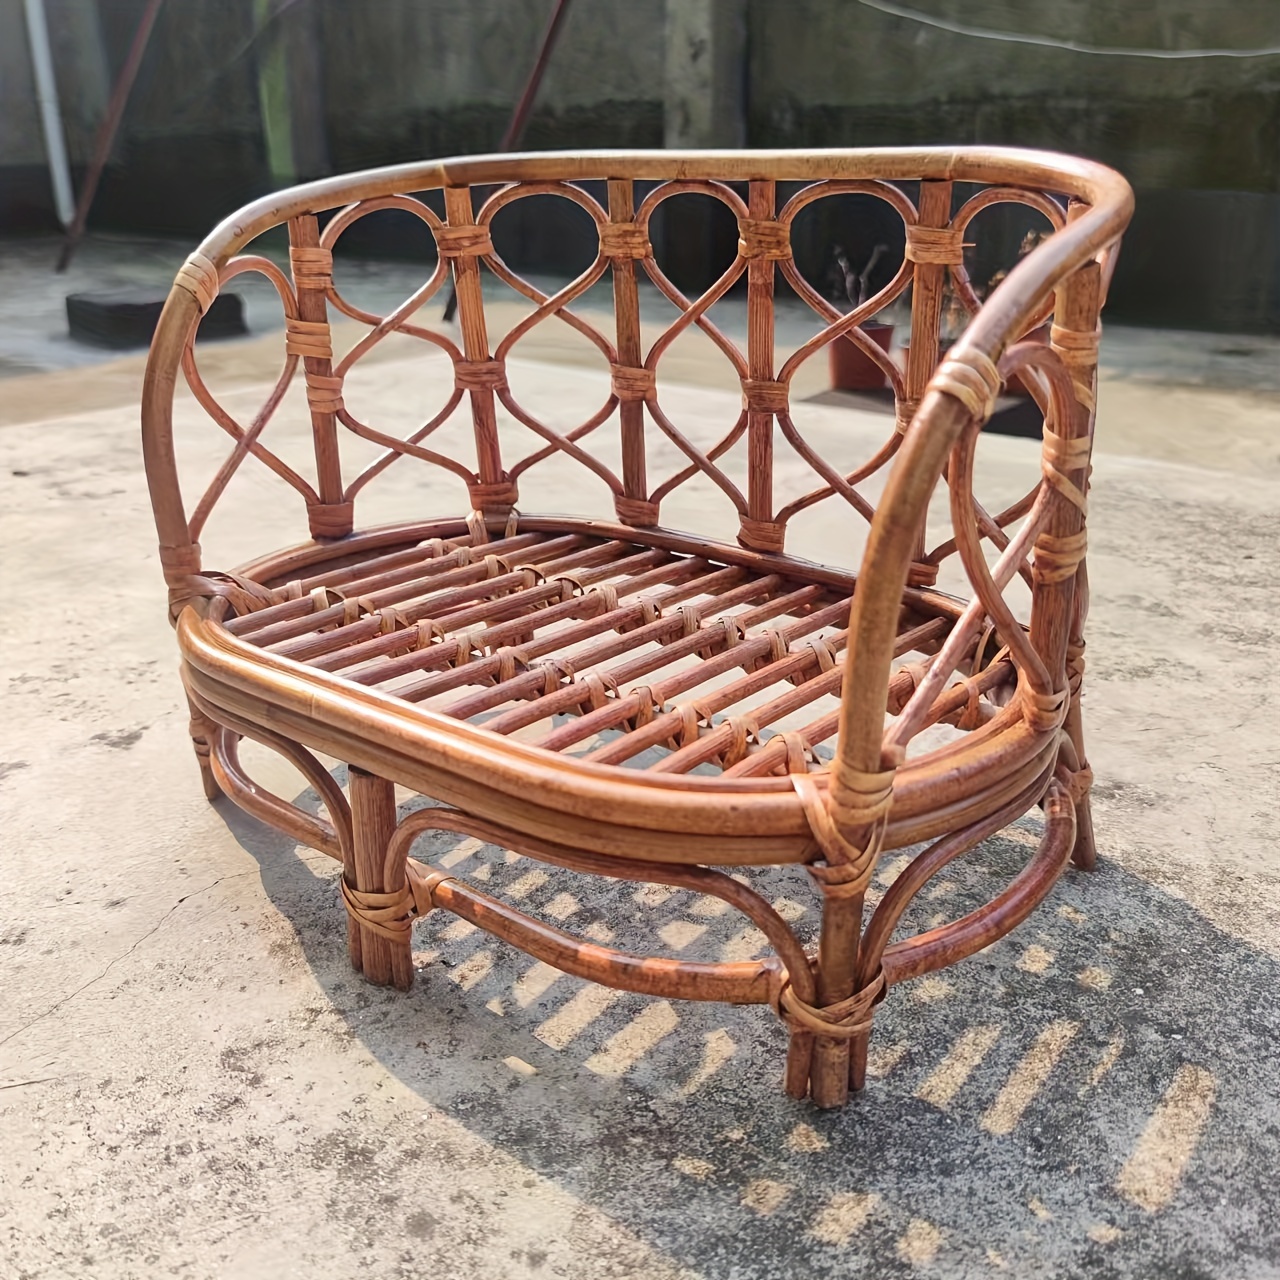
[737,219,792,259]
[599,223,651,259]
[174,252,220,315]
[904,224,968,265]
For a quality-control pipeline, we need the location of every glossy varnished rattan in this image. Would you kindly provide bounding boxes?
[142,148,1132,1108]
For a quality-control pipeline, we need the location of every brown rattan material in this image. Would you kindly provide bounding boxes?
[142,148,1133,1108]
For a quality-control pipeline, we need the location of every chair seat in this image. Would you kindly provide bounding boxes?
[179,516,1041,863]
[222,517,931,771]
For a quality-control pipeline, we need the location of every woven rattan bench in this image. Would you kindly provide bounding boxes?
[142,149,1132,1108]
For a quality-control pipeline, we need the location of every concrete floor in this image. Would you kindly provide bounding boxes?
[2,235,1280,1279]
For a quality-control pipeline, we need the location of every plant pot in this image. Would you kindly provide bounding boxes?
[828,323,894,391]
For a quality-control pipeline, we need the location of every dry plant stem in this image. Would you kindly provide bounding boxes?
[140,147,1132,1110]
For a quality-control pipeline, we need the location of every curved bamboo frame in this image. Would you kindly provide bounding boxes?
[143,148,1132,1109]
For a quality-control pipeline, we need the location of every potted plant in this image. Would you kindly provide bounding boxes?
[828,244,894,391]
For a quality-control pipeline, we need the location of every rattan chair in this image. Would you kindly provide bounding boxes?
[141,149,1132,1108]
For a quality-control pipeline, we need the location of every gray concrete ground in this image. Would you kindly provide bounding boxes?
[2,235,1280,1279]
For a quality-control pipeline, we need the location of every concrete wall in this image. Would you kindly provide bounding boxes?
[0,0,664,235]
[3,0,1278,329]
[318,0,664,172]
[748,0,1280,329]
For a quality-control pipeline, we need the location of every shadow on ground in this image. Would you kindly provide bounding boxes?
[219,776,1277,1280]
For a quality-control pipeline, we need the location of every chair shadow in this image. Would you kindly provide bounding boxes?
[219,779,1278,1280]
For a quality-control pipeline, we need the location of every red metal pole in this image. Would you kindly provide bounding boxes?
[443,0,572,319]
[56,0,166,272]
[500,0,572,150]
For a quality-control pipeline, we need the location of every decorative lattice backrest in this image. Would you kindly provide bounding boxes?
[143,149,1132,800]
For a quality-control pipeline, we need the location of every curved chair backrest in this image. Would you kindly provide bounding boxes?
[141,147,1132,824]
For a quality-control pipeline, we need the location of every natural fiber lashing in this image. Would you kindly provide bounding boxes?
[905,224,967,265]
[174,252,219,314]
[932,350,1003,421]
[741,378,789,414]
[434,224,494,257]
[611,365,655,401]
[454,359,507,391]
[290,245,333,290]
[737,219,791,260]
[599,222,651,259]
[285,317,333,362]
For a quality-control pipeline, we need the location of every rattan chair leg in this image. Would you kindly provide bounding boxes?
[187,700,222,801]
[783,1031,815,1100]
[1065,698,1097,870]
[850,1031,870,1093]
[347,768,414,990]
[809,890,865,1108]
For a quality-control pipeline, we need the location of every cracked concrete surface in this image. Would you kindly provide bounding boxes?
[2,244,1280,1278]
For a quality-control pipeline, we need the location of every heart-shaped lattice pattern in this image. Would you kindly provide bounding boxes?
[171,166,1104,767]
